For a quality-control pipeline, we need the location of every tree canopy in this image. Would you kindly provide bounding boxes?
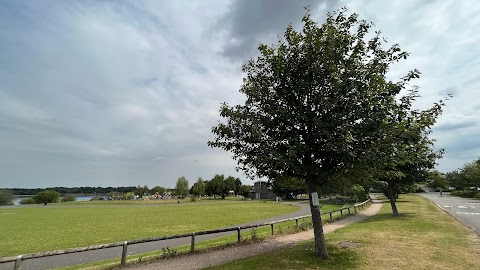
[208,8,442,258]
[175,177,189,197]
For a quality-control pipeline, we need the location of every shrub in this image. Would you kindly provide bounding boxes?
[0,189,13,206]
[414,186,425,193]
[451,190,462,196]
[19,197,36,205]
[33,190,61,205]
[474,192,480,199]
[461,190,478,198]
[452,190,478,198]
[61,195,76,202]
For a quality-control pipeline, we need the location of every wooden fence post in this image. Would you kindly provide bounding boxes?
[340,209,343,217]
[237,227,241,243]
[271,223,274,235]
[295,218,299,228]
[348,208,351,215]
[13,255,22,270]
[190,232,195,253]
[329,212,333,222]
[121,241,128,267]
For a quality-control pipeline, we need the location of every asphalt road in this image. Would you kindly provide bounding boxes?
[419,192,480,235]
[0,201,311,270]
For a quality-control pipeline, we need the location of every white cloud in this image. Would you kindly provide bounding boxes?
[1,0,479,188]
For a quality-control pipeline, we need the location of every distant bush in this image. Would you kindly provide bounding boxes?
[451,190,478,198]
[451,190,462,196]
[0,189,13,206]
[61,195,76,202]
[33,190,61,205]
[90,196,105,201]
[475,193,480,199]
[19,197,36,205]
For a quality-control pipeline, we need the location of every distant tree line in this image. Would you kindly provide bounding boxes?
[6,186,137,195]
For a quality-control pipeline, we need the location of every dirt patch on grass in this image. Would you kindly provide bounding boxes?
[336,241,360,248]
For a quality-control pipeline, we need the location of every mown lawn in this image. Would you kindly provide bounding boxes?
[207,194,480,270]
[0,201,299,257]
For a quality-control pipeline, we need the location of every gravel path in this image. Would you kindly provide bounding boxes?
[129,197,383,270]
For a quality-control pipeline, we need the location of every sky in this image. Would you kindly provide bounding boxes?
[1,0,479,188]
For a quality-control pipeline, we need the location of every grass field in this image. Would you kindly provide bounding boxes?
[207,195,480,270]
[52,202,350,270]
[0,200,300,257]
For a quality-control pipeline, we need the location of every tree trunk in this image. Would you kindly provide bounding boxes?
[386,185,399,217]
[308,182,329,259]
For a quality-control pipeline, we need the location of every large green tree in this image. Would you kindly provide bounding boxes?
[209,8,418,258]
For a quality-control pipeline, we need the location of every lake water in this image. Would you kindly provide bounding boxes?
[12,195,93,205]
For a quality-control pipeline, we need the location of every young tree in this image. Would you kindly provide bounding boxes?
[0,189,13,206]
[209,8,418,258]
[175,177,190,197]
[373,90,447,216]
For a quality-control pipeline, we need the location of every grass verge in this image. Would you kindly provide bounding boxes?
[206,194,480,270]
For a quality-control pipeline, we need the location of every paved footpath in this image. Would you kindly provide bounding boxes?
[129,197,383,270]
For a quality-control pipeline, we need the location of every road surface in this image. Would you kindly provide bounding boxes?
[420,192,480,235]
[0,201,311,270]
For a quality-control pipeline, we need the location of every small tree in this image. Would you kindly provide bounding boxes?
[373,90,447,216]
[33,190,60,205]
[175,177,189,197]
[0,189,13,206]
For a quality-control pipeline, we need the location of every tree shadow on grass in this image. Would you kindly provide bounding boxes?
[212,241,363,270]
[359,212,417,225]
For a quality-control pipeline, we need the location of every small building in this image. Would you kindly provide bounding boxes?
[250,181,276,200]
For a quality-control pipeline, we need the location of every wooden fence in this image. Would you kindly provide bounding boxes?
[0,199,371,270]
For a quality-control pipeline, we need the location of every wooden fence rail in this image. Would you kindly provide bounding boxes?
[0,199,371,269]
